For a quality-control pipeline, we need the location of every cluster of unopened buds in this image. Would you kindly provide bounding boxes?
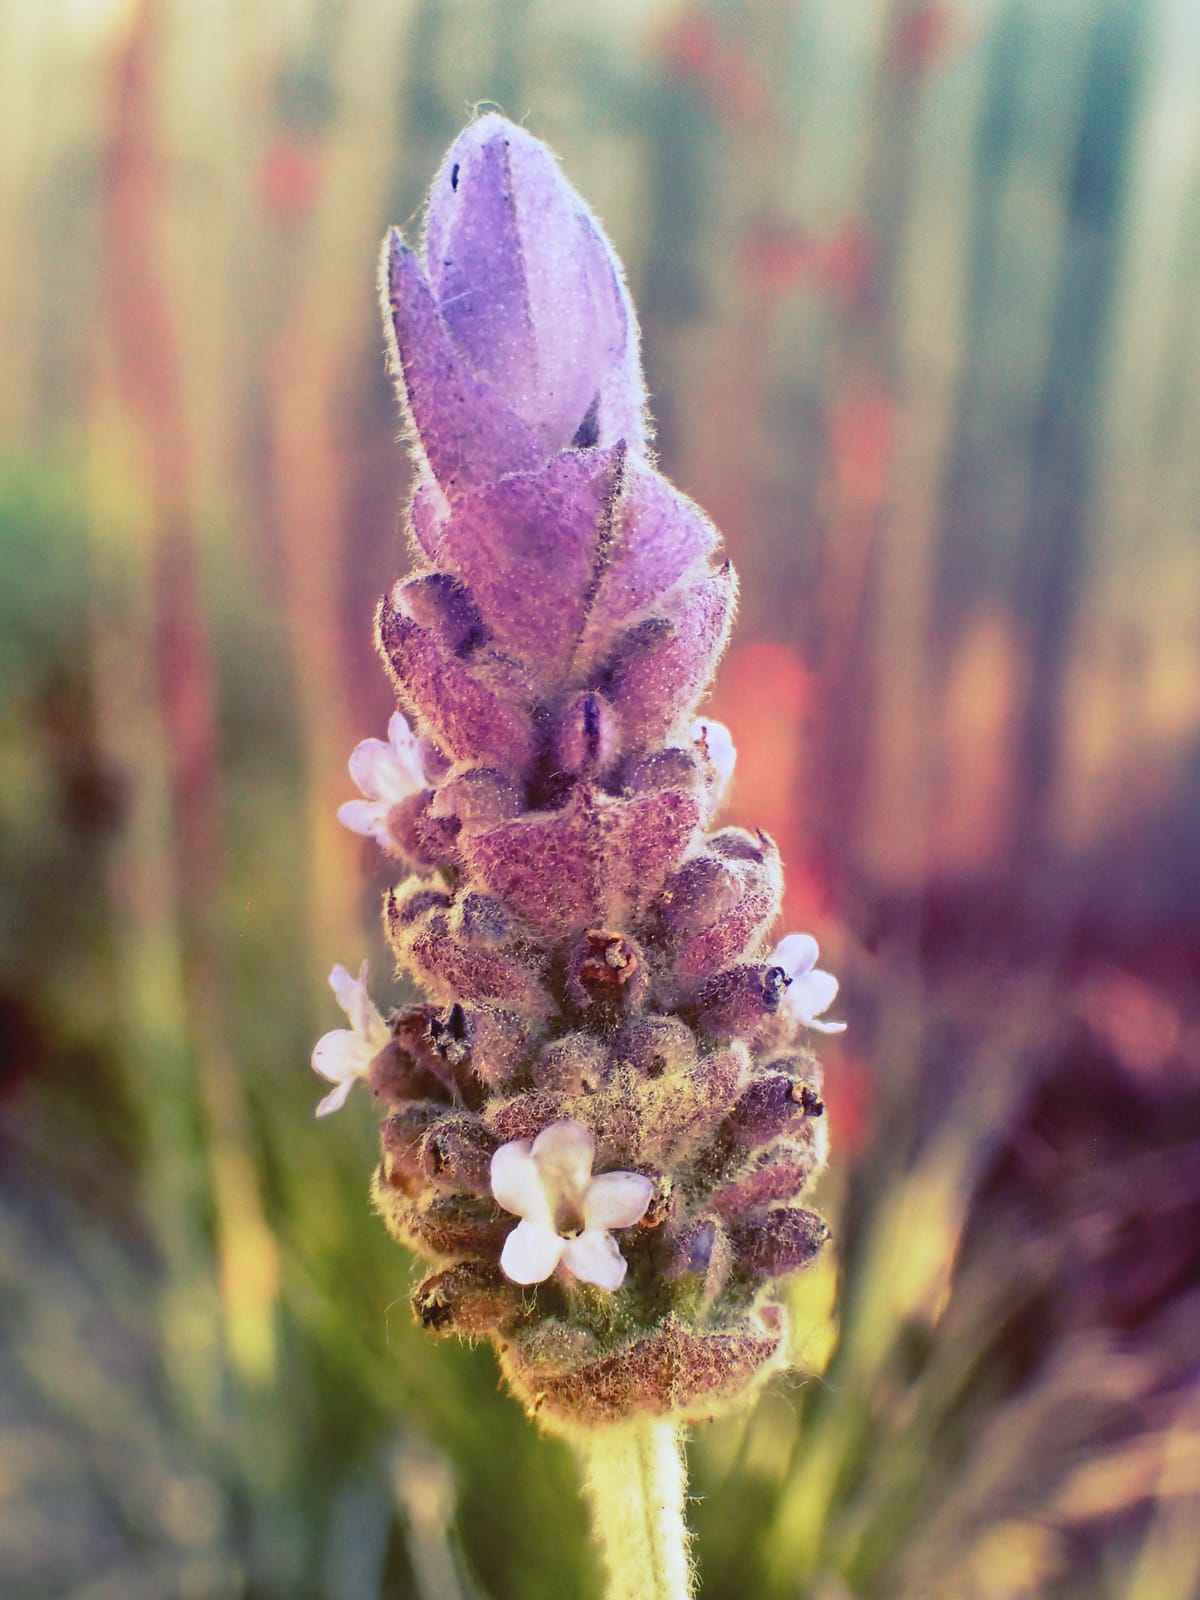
[312,114,844,1434]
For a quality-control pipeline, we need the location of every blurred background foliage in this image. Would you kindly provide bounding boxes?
[1,0,1198,1596]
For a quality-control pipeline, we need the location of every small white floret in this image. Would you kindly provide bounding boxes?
[310,961,391,1116]
[338,711,430,853]
[491,1119,654,1291]
[772,932,847,1034]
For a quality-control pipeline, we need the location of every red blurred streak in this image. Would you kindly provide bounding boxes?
[742,217,876,309]
[260,134,323,223]
[656,8,770,126]
[829,388,894,510]
[706,641,833,927]
[889,3,964,75]
[818,218,877,310]
[106,0,222,920]
[104,0,277,1379]
[743,219,815,297]
[821,1053,869,1153]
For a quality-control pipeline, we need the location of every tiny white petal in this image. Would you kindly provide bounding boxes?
[328,963,361,1013]
[338,798,389,841]
[348,736,405,803]
[773,932,819,979]
[693,718,736,810]
[531,1119,596,1200]
[315,1078,356,1118]
[563,1229,628,1291]
[312,963,391,1115]
[490,1139,552,1226]
[500,1219,565,1284]
[311,1027,369,1086]
[387,711,428,789]
[584,1171,654,1232]
[780,960,846,1033]
[789,967,839,1018]
[340,963,387,1046]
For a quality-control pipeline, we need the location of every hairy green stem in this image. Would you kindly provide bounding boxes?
[576,1421,693,1600]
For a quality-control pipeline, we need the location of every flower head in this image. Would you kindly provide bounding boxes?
[311,962,390,1116]
[491,1119,654,1291]
[338,711,429,854]
[773,933,847,1034]
[319,115,842,1434]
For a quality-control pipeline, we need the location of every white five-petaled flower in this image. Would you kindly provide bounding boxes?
[772,933,847,1035]
[310,962,391,1116]
[692,717,736,814]
[490,1119,654,1291]
[338,711,429,853]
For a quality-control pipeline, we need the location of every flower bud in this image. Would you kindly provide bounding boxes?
[379,789,460,868]
[402,906,549,1013]
[709,1156,815,1218]
[396,572,486,655]
[726,1073,821,1148]
[380,1102,446,1193]
[459,1006,533,1089]
[665,1218,732,1305]
[617,1016,698,1078]
[533,1032,613,1093]
[696,963,789,1039]
[729,1207,829,1282]
[413,1262,528,1339]
[601,568,735,747]
[566,929,648,1014]
[403,1192,513,1260]
[385,880,451,932]
[377,592,537,769]
[430,766,523,831]
[422,114,647,458]
[451,891,515,948]
[657,855,743,937]
[555,692,619,777]
[366,1037,448,1108]
[499,1313,784,1429]
[419,1114,499,1194]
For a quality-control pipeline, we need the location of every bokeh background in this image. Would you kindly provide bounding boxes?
[2,1,1198,1596]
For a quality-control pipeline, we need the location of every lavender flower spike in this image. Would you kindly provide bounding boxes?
[317,114,843,1440]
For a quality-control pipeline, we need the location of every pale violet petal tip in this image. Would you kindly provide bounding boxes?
[348,736,409,804]
[773,932,819,978]
[328,964,359,1011]
[791,968,839,1017]
[337,798,384,838]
